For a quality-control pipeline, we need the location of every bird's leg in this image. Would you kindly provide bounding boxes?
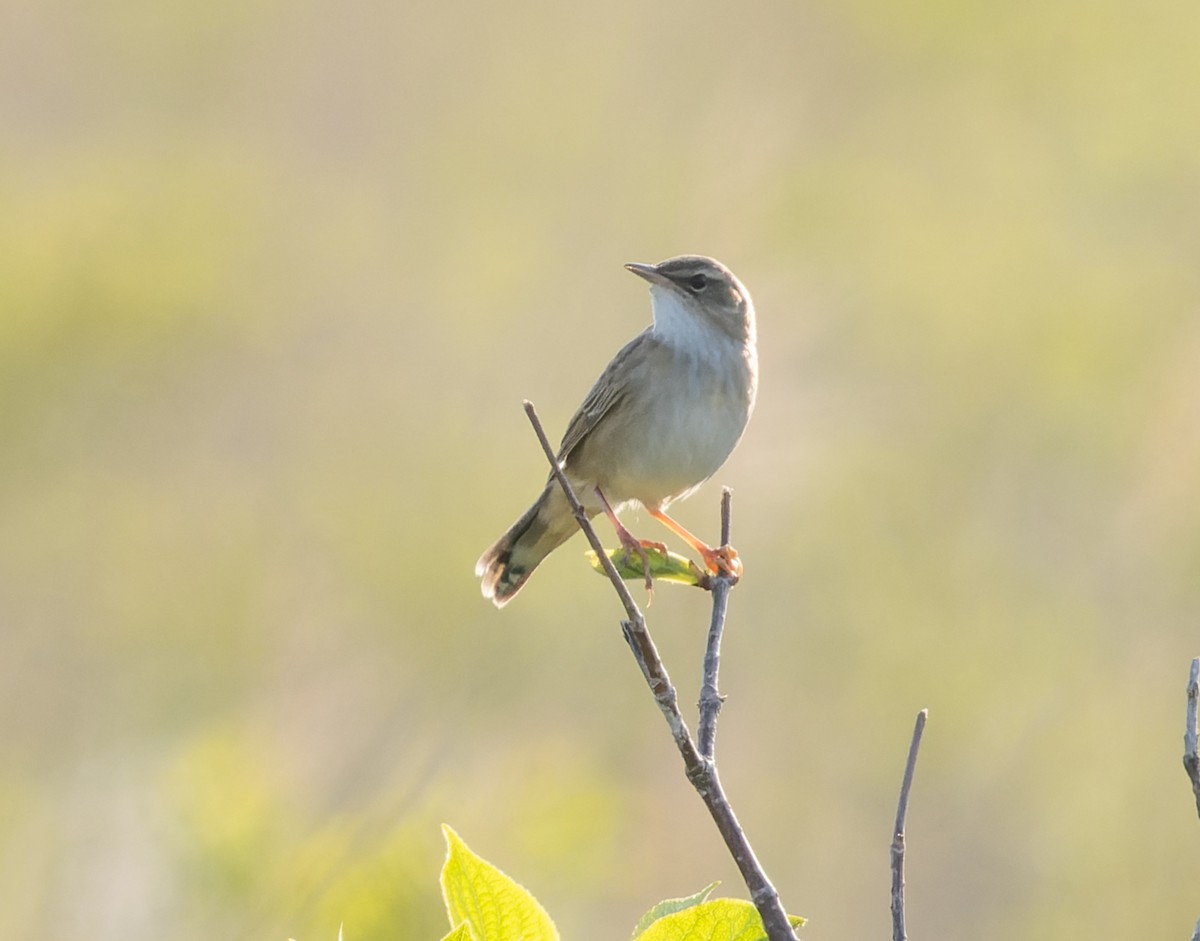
[647,506,742,580]
[594,486,659,593]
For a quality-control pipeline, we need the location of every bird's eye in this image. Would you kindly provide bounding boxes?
[688,274,708,292]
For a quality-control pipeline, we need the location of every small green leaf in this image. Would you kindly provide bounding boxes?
[632,898,804,941]
[440,825,559,941]
[586,547,705,586]
[631,882,720,937]
[439,925,476,941]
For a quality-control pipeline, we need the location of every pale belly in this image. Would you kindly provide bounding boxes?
[568,356,754,509]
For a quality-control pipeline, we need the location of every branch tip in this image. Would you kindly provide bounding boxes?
[890,709,928,941]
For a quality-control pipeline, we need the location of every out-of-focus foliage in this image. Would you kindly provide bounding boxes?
[1,0,1197,938]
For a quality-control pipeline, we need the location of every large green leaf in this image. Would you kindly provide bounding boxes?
[633,898,804,941]
[630,883,719,937]
[440,826,558,941]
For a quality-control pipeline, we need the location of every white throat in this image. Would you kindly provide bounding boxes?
[648,286,723,355]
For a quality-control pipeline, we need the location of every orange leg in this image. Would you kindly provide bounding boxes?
[594,487,663,593]
[647,507,742,580]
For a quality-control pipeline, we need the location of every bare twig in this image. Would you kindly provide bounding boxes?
[891,709,928,941]
[698,489,734,760]
[523,402,796,941]
[719,486,733,547]
[1184,658,1200,820]
[522,401,642,624]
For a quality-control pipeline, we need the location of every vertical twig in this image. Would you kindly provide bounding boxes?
[523,403,796,941]
[891,709,928,941]
[1183,659,1200,941]
[719,486,733,547]
[1183,658,1200,820]
[698,489,734,760]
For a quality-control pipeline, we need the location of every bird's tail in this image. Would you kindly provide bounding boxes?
[475,483,582,607]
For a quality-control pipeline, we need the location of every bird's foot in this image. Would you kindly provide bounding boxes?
[637,540,672,603]
[700,543,742,583]
[613,531,666,595]
[638,538,669,557]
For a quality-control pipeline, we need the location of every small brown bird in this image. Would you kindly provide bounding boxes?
[476,255,758,607]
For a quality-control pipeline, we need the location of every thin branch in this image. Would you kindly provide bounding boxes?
[522,401,641,623]
[523,402,796,941]
[720,486,732,546]
[698,489,735,760]
[697,581,729,760]
[891,709,928,941]
[1184,658,1200,821]
[1179,659,1200,941]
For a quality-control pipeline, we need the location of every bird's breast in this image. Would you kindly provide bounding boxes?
[596,341,755,508]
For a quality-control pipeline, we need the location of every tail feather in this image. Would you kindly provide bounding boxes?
[475,501,544,606]
[476,484,580,607]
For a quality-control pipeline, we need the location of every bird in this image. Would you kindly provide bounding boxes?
[476,255,758,608]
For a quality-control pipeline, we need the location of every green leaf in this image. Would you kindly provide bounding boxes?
[440,825,559,941]
[631,882,720,937]
[632,898,804,941]
[439,925,476,941]
[586,546,705,586]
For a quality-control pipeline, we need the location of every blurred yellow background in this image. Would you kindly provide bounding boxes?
[2,0,1198,938]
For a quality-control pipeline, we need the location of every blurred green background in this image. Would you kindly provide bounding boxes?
[2,0,1198,938]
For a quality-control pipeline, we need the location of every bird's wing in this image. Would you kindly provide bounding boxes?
[556,330,652,463]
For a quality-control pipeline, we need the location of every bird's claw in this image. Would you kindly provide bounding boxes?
[701,544,742,583]
[637,540,669,601]
[614,534,661,594]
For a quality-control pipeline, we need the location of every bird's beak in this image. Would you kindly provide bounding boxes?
[624,262,670,287]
